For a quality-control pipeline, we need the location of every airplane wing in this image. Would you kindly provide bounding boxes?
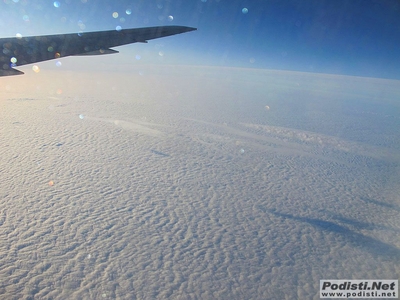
[0,25,196,76]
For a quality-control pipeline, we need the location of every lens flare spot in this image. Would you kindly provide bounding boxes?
[47,46,54,52]
[23,15,29,22]
[16,33,22,39]
[135,54,141,60]
[112,12,119,18]
[116,25,122,31]
[10,57,17,64]
[265,105,270,110]
[242,7,248,14]
[168,15,174,21]
[79,114,85,119]
[56,61,62,67]
[48,181,54,186]
[55,52,61,58]
[56,89,62,95]
[158,51,164,56]
[126,9,132,15]
[32,65,40,73]
[239,148,245,154]
[53,1,60,7]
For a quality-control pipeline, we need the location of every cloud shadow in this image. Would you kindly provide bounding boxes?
[327,213,399,233]
[264,209,400,260]
[359,196,400,212]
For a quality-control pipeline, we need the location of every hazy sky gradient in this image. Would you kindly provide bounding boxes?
[1,0,399,79]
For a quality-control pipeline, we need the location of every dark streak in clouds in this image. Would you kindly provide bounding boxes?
[150,149,170,157]
[264,209,400,259]
[359,196,400,212]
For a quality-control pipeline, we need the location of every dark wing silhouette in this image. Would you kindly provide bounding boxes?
[0,26,196,76]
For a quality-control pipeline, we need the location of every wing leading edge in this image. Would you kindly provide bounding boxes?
[0,25,196,76]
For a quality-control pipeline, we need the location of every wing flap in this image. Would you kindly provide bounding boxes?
[74,49,119,56]
[0,67,24,77]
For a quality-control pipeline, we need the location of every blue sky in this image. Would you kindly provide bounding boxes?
[1,0,400,79]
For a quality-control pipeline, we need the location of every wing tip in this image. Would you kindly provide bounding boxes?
[177,26,197,33]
